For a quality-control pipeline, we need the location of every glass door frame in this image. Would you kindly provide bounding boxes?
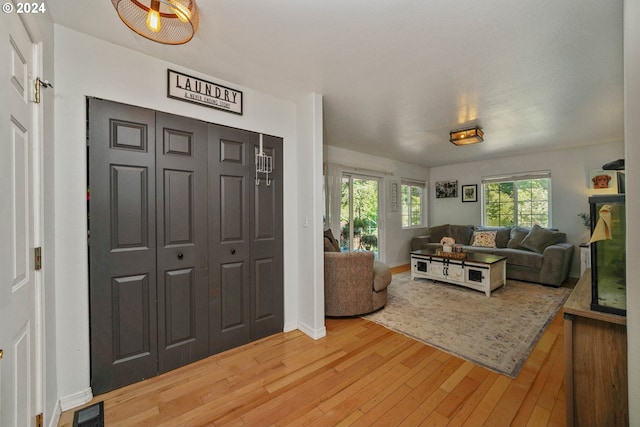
[340,172,384,261]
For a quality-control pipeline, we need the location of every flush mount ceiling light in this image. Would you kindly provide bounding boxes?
[450,126,484,146]
[112,0,199,45]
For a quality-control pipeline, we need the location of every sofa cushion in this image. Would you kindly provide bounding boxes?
[507,227,530,248]
[471,231,497,248]
[427,224,450,244]
[448,225,475,245]
[323,229,341,252]
[519,224,564,254]
[475,226,511,248]
[497,248,544,269]
[462,245,494,255]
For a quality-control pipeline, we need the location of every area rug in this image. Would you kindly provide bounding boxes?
[363,272,571,378]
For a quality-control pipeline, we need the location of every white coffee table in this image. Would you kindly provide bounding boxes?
[410,250,507,297]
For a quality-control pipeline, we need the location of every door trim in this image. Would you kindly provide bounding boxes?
[340,172,385,261]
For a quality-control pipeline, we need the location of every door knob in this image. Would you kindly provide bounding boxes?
[177,252,184,259]
[231,248,236,255]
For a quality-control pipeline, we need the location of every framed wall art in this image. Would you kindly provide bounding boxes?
[588,169,618,194]
[462,184,478,202]
[390,181,399,211]
[435,180,458,198]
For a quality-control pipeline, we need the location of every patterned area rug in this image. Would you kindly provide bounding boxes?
[363,272,571,378]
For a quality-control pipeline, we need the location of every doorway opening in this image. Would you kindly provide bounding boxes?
[340,174,381,258]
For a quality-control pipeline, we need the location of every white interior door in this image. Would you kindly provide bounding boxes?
[0,13,39,427]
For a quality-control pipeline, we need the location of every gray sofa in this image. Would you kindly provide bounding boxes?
[411,224,574,287]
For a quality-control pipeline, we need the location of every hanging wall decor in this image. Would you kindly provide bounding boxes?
[167,69,243,115]
[461,184,478,202]
[435,180,458,198]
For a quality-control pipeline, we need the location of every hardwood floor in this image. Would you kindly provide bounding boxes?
[58,273,570,427]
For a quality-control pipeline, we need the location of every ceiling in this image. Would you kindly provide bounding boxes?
[48,1,624,167]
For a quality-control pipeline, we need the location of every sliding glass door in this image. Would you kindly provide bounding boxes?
[340,174,381,258]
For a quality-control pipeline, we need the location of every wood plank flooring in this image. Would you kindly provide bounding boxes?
[58,270,570,427]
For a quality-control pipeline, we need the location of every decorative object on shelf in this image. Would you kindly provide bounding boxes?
[435,249,467,259]
[440,236,455,252]
[450,126,484,146]
[461,184,478,202]
[588,169,618,194]
[435,180,458,198]
[255,134,273,186]
[602,158,625,170]
[112,0,200,45]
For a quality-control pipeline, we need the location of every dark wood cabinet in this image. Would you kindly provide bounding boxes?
[563,269,628,427]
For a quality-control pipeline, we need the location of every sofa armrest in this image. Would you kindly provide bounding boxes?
[411,235,432,251]
[539,242,574,286]
[372,261,392,292]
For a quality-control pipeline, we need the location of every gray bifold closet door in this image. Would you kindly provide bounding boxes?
[88,98,283,395]
[208,126,284,354]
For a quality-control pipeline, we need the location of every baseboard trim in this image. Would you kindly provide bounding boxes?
[283,321,298,333]
[297,321,327,340]
[48,401,62,427]
[59,387,93,412]
[391,263,411,274]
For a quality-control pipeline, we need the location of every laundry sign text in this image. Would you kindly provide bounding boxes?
[167,69,243,115]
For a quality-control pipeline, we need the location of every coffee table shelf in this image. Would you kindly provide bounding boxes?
[410,250,507,297]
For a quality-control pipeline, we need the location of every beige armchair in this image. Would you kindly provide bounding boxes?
[324,251,392,317]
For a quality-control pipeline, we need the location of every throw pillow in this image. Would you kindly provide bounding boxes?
[507,227,530,248]
[324,237,338,252]
[475,226,511,248]
[519,224,563,253]
[471,231,497,248]
[323,229,340,252]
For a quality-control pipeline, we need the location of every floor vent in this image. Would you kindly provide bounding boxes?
[72,401,104,427]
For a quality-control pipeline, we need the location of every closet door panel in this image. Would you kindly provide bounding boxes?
[156,112,209,374]
[251,138,284,339]
[89,99,158,395]
[209,126,252,353]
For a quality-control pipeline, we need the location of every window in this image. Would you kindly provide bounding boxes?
[402,182,425,228]
[482,172,551,228]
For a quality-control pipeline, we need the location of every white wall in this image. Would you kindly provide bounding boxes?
[428,141,625,278]
[53,25,320,409]
[623,0,639,424]
[323,145,430,268]
[295,94,326,338]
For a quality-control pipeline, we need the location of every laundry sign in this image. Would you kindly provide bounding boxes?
[167,69,243,115]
